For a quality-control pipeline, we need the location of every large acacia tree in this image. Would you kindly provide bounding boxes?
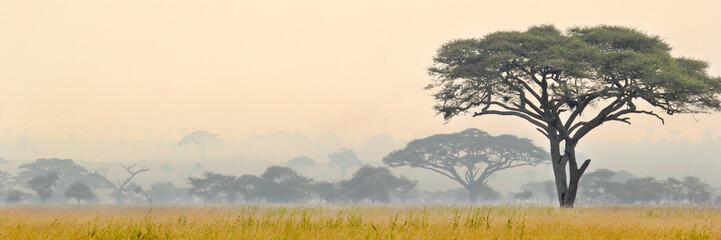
[427,25,721,207]
[384,128,547,202]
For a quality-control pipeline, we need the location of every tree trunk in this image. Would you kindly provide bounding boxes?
[549,137,590,208]
[468,187,478,203]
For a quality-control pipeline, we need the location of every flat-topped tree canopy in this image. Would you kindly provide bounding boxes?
[384,128,548,202]
[426,25,721,207]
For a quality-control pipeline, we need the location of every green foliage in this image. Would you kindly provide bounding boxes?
[429,25,721,121]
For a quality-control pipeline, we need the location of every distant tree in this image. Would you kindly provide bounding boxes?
[28,172,59,203]
[391,175,418,203]
[284,156,316,174]
[146,182,190,204]
[179,131,223,160]
[514,190,534,202]
[311,181,340,203]
[662,177,684,204]
[625,177,663,204]
[6,189,24,204]
[0,156,9,165]
[17,158,92,190]
[64,181,95,204]
[340,166,416,203]
[384,128,547,202]
[187,171,234,203]
[236,174,262,203]
[258,166,312,203]
[328,148,362,180]
[682,176,711,205]
[88,164,149,203]
[579,169,616,204]
[427,25,721,207]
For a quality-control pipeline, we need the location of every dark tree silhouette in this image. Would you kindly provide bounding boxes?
[391,175,418,203]
[427,25,721,207]
[384,128,547,202]
[662,177,684,204]
[17,158,92,190]
[579,168,616,204]
[258,166,311,203]
[514,190,534,202]
[187,171,234,203]
[179,131,223,160]
[236,174,262,203]
[311,181,340,203]
[682,176,711,205]
[89,164,149,203]
[340,166,416,203]
[64,181,95,204]
[328,148,362,180]
[28,172,59,203]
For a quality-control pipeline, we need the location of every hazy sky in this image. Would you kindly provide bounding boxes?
[1,0,720,144]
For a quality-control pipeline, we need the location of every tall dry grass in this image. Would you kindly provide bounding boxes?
[0,205,718,239]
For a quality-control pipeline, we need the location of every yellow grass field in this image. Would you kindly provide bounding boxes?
[0,205,719,239]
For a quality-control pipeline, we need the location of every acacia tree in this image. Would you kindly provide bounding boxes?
[427,25,721,207]
[179,131,223,160]
[327,148,362,180]
[64,181,95,204]
[28,172,59,203]
[384,128,547,202]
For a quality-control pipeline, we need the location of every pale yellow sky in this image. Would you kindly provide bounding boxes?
[1,0,720,143]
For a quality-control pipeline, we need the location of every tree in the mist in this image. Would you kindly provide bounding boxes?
[187,171,235,203]
[146,182,190,204]
[339,166,416,203]
[179,131,223,160]
[6,190,24,204]
[284,156,316,174]
[384,128,547,203]
[236,174,262,203]
[514,190,534,202]
[27,172,59,203]
[625,177,664,204]
[257,166,311,203]
[391,175,418,203]
[578,168,616,204]
[427,25,721,207]
[311,181,340,203]
[0,156,9,165]
[17,158,93,191]
[662,177,684,204]
[682,176,711,205]
[64,181,95,204]
[328,148,362,180]
[88,164,149,203]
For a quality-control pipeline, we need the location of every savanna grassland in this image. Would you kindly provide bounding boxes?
[0,205,719,239]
